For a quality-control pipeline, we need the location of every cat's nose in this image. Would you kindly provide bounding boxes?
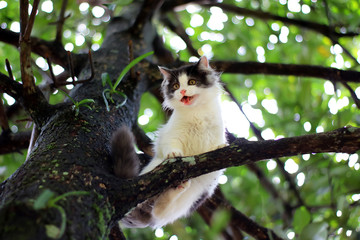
[180,89,186,96]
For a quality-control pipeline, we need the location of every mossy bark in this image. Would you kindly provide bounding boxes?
[0,2,155,239]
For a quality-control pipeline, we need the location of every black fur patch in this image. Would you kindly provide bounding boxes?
[162,61,216,100]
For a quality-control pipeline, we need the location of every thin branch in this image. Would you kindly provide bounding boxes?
[0,28,88,72]
[5,59,14,81]
[23,0,40,41]
[161,14,200,57]
[0,72,23,100]
[0,131,31,154]
[55,0,69,42]
[199,189,284,240]
[0,95,10,133]
[19,0,39,95]
[201,2,359,39]
[0,71,53,127]
[341,82,360,109]
[47,51,94,87]
[212,60,360,83]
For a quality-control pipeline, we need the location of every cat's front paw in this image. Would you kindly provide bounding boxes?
[166,150,183,159]
[176,180,191,191]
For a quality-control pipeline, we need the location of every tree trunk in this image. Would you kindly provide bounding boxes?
[0,2,156,239]
[1,1,360,239]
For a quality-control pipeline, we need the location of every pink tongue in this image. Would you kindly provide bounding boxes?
[181,96,191,105]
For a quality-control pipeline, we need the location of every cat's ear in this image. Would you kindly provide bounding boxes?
[198,56,209,69]
[158,66,172,79]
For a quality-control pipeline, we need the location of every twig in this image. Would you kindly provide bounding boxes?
[48,51,94,87]
[19,0,40,95]
[0,95,10,133]
[23,0,40,40]
[56,0,69,42]
[5,59,14,81]
[161,14,200,57]
[341,82,360,109]
[0,28,88,71]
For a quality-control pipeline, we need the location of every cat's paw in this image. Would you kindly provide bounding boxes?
[176,180,191,191]
[166,150,183,159]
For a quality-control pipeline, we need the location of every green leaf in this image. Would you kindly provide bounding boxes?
[299,222,328,240]
[77,99,95,106]
[101,72,113,88]
[112,51,154,90]
[58,89,76,105]
[293,206,311,234]
[33,189,55,210]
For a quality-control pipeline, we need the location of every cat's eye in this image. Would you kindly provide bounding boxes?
[188,79,196,85]
[172,83,180,90]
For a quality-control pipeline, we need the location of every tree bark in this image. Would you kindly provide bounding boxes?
[1,1,360,240]
[0,1,155,239]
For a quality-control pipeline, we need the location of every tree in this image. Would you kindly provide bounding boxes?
[0,0,359,239]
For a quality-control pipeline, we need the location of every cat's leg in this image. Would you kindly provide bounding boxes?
[152,180,191,219]
[165,149,183,159]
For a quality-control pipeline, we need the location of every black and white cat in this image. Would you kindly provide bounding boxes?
[112,56,226,228]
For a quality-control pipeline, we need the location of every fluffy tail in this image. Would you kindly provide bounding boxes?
[111,126,140,179]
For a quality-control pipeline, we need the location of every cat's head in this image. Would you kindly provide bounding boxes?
[159,56,221,110]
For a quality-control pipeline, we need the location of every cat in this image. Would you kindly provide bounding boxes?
[112,56,227,229]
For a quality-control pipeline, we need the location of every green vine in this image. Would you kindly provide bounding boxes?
[101,51,154,111]
[33,189,90,239]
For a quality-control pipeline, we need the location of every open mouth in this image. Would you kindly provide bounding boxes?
[180,95,198,105]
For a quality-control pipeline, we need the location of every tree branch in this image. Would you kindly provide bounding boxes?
[0,28,87,71]
[113,126,360,222]
[0,131,31,154]
[201,2,359,39]
[212,60,360,83]
[0,72,53,127]
[55,0,69,43]
[19,0,40,95]
[0,95,10,133]
[199,189,284,240]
